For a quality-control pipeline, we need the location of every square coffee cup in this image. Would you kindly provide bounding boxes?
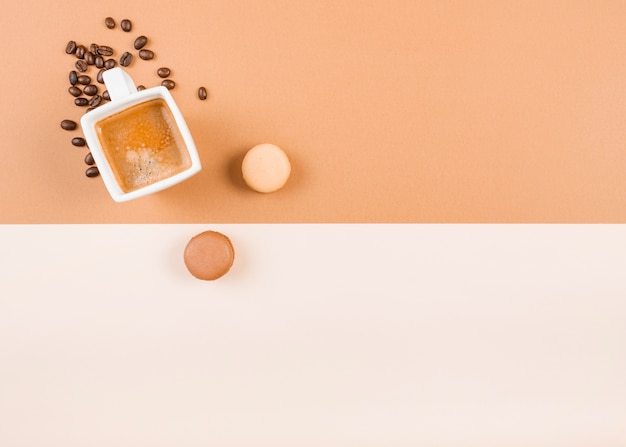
[81,68,201,202]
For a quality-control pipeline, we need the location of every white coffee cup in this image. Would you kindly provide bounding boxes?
[81,68,202,202]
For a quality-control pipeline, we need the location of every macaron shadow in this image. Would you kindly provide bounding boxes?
[227,149,250,191]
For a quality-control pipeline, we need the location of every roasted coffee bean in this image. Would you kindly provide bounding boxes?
[120,52,133,67]
[95,56,104,68]
[60,119,77,130]
[104,58,116,69]
[75,59,88,72]
[88,95,102,107]
[120,19,132,32]
[134,35,148,50]
[85,166,100,177]
[85,51,96,65]
[161,79,175,90]
[102,90,110,100]
[96,69,105,84]
[85,107,96,113]
[136,85,145,91]
[71,137,86,147]
[69,70,78,85]
[105,17,115,29]
[77,75,91,85]
[83,84,98,96]
[198,87,207,100]
[157,67,170,78]
[75,45,86,59]
[138,49,154,60]
[75,97,89,106]
[68,86,82,97]
[84,152,95,166]
[96,45,113,56]
[65,40,77,54]
[90,43,99,53]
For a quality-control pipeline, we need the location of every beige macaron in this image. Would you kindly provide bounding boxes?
[183,231,235,280]
[241,143,291,193]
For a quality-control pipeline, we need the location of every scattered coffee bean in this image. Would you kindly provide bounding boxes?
[75,45,86,59]
[65,40,77,54]
[88,95,102,107]
[198,86,207,100]
[75,59,88,72]
[60,119,77,130]
[71,137,86,147]
[157,67,170,78]
[85,51,96,65]
[138,49,154,60]
[83,84,98,96]
[120,19,132,32]
[161,79,175,90]
[120,52,133,67]
[134,35,148,50]
[84,152,95,165]
[96,45,113,56]
[68,86,82,97]
[64,19,198,181]
[86,166,100,178]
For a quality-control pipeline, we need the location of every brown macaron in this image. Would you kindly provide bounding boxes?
[184,231,235,280]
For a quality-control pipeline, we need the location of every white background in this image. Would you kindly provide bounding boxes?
[1,225,625,446]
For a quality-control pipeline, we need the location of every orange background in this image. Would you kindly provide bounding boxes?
[1,0,626,223]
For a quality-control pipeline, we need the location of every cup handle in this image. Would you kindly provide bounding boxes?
[102,67,138,101]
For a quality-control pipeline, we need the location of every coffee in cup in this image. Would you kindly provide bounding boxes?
[81,68,201,202]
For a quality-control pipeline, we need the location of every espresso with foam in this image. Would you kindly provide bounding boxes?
[95,98,191,193]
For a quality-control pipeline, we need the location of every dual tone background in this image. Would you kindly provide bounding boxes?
[1,1,626,445]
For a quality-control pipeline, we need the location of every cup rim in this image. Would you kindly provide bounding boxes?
[80,86,201,202]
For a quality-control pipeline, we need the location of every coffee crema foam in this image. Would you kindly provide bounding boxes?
[95,98,191,192]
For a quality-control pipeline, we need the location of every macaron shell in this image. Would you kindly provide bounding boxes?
[242,143,291,193]
[184,231,235,280]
